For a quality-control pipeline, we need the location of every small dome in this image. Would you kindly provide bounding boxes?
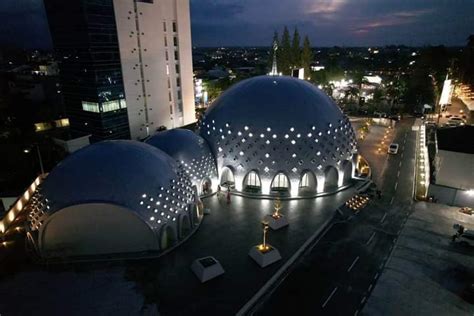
[146,129,218,193]
[199,76,357,196]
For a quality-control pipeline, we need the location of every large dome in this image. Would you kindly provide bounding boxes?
[199,75,357,196]
[28,140,198,257]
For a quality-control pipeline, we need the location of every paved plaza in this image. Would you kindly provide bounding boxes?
[0,186,358,315]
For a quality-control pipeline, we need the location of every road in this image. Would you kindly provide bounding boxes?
[254,118,416,315]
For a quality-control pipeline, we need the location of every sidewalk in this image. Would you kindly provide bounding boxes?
[363,202,474,315]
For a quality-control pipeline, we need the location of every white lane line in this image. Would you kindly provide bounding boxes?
[401,152,404,158]
[360,296,367,305]
[390,196,395,205]
[374,272,379,280]
[394,182,398,190]
[368,284,373,292]
[380,213,387,224]
[366,232,376,245]
[354,309,359,316]
[397,170,400,177]
[322,287,338,308]
[347,256,360,272]
[399,161,402,167]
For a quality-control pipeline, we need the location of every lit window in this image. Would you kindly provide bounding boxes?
[272,134,277,139]
[82,101,100,113]
[244,126,249,130]
[265,153,270,158]
[290,127,295,132]
[285,134,289,139]
[291,140,296,145]
[266,127,271,132]
[102,100,121,112]
[249,133,253,137]
[239,151,244,156]
[307,133,312,137]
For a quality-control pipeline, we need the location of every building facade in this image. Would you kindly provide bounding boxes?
[44,0,195,142]
[114,0,195,139]
[44,0,131,142]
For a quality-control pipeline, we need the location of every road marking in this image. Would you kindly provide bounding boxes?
[374,272,379,280]
[399,161,402,168]
[397,170,400,177]
[379,262,384,270]
[322,287,338,308]
[380,213,387,224]
[347,256,360,272]
[394,182,398,190]
[360,296,367,305]
[354,310,359,316]
[390,197,394,205]
[366,232,376,245]
[401,152,404,159]
[368,284,373,292]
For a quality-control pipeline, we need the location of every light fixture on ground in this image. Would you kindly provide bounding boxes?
[264,197,289,230]
[248,221,281,267]
[191,256,225,283]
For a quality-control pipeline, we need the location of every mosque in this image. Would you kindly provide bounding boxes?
[26,74,360,258]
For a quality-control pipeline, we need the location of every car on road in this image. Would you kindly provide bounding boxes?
[447,117,465,126]
[388,143,399,154]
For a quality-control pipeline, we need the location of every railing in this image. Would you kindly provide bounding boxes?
[0,175,45,236]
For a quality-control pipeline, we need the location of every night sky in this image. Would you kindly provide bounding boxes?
[0,0,473,49]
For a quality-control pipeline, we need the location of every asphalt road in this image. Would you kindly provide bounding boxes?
[254,118,416,315]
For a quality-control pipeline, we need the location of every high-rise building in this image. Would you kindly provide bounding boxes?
[44,0,131,142]
[114,0,195,139]
[44,0,195,141]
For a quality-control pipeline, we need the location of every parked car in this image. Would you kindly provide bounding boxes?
[452,224,474,246]
[388,143,399,154]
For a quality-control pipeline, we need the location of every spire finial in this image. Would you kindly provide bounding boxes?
[270,40,279,76]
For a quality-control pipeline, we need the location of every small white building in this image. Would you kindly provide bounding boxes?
[429,126,474,206]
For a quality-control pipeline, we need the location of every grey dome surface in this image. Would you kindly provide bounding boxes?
[202,75,345,135]
[146,129,218,186]
[199,75,357,195]
[37,140,195,229]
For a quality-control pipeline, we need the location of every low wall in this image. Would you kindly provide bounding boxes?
[428,183,474,207]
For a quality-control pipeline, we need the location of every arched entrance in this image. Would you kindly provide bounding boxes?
[220,166,235,189]
[243,170,261,193]
[299,170,317,196]
[324,166,339,192]
[341,160,353,185]
[201,177,212,195]
[160,225,176,251]
[271,172,290,195]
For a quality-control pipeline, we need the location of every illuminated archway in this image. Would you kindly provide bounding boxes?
[243,170,262,193]
[220,166,235,188]
[341,160,353,185]
[271,172,291,194]
[299,170,317,195]
[324,166,339,192]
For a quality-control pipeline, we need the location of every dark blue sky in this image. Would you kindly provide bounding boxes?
[0,0,473,49]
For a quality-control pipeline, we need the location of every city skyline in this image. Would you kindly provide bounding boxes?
[1,0,473,50]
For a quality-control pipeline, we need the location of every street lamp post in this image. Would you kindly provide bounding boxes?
[24,144,45,175]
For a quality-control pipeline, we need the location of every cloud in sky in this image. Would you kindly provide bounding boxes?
[0,0,473,49]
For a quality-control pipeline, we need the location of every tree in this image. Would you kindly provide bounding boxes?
[301,36,313,79]
[279,26,292,75]
[291,28,301,68]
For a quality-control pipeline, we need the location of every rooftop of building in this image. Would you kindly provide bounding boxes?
[436,125,474,154]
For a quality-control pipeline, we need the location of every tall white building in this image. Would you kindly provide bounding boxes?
[114,0,195,140]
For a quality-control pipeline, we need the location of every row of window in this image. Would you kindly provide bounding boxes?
[82,99,126,113]
[163,21,177,33]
